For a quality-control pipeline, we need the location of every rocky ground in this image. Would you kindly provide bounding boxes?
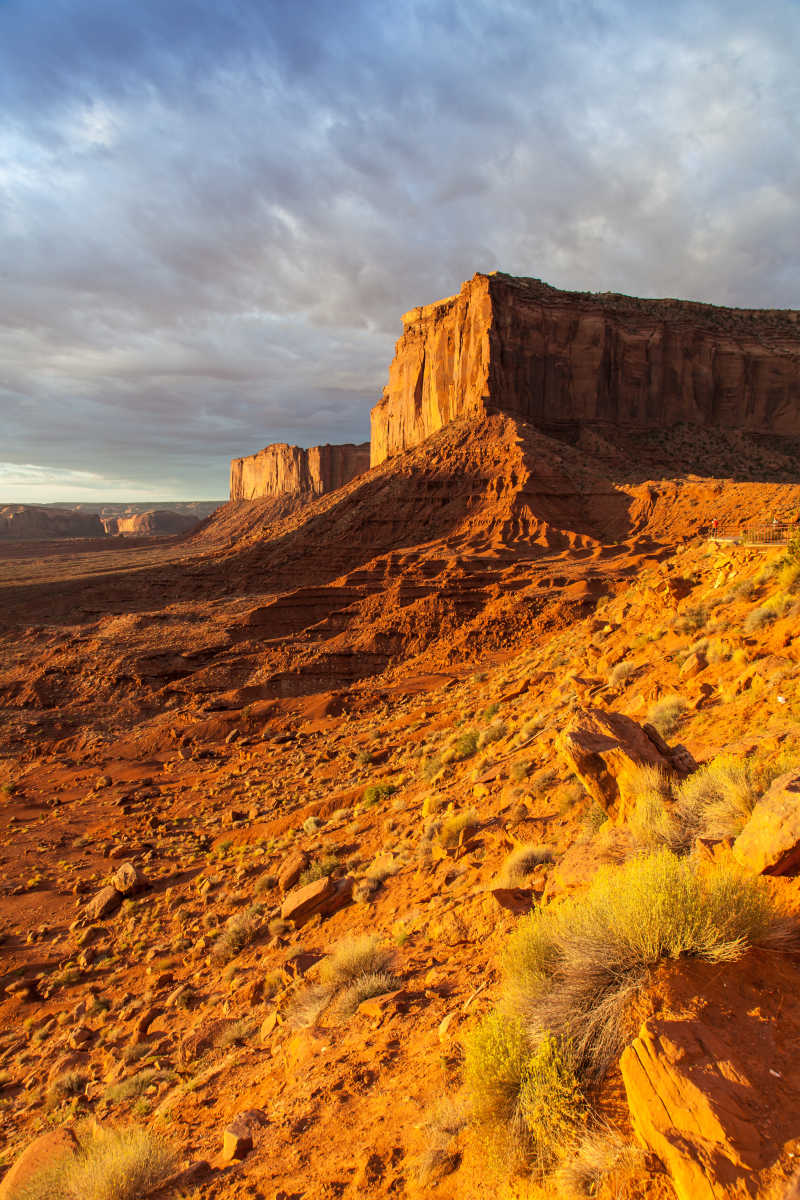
[1,416,800,1199]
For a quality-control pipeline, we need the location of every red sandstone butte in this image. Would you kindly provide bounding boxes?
[370,272,800,466]
[230,442,370,502]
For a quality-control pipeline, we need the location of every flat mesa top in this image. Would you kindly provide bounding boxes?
[402,271,800,341]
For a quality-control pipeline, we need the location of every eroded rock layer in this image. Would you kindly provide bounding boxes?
[230,442,369,502]
[371,272,800,465]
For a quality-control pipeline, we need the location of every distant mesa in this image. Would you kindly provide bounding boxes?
[0,505,104,540]
[102,509,201,536]
[370,271,800,466]
[230,441,370,502]
[0,502,221,541]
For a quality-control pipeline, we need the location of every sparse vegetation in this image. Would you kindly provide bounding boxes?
[496,843,554,888]
[298,854,340,887]
[646,694,687,737]
[211,903,262,963]
[438,806,479,848]
[464,1015,585,1171]
[500,849,791,1080]
[14,1124,179,1200]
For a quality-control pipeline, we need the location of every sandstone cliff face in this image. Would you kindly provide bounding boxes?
[371,272,800,465]
[230,442,369,502]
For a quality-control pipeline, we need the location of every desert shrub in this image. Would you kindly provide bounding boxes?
[674,604,708,634]
[744,601,779,632]
[509,759,531,783]
[464,1015,585,1170]
[15,1124,179,1200]
[777,558,800,594]
[363,782,397,807]
[298,854,340,887]
[438,807,479,848]
[646,695,687,738]
[627,765,681,850]
[607,660,636,687]
[105,1067,174,1104]
[501,849,790,1080]
[47,1068,87,1106]
[478,720,507,750]
[452,730,479,760]
[422,752,444,781]
[319,934,393,991]
[211,904,261,963]
[302,815,322,835]
[675,754,761,843]
[497,844,554,888]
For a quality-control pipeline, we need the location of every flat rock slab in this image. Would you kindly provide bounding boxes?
[0,1128,78,1199]
[621,1008,789,1200]
[733,770,800,875]
[280,875,353,926]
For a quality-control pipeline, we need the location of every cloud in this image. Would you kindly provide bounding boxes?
[0,0,798,500]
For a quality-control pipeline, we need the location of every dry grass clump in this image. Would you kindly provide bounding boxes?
[478,720,507,749]
[607,660,636,687]
[630,750,800,849]
[105,1067,174,1104]
[452,730,479,760]
[211,903,262,963]
[438,807,480,848]
[319,933,393,990]
[627,765,682,851]
[555,1128,646,1196]
[496,844,554,888]
[675,754,760,842]
[336,970,397,1017]
[298,853,340,887]
[646,695,687,737]
[743,598,784,632]
[463,1016,585,1172]
[290,934,399,1024]
[414,1097,468,1183]
[15,1125,179,1200]
[501,849,789,1080]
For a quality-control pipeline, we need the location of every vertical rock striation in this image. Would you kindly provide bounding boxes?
[230,442,369,502]
[370,272,800,466]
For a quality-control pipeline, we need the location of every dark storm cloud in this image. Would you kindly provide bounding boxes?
[1,0,799,499]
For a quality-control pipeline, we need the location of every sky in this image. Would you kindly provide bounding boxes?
[1,0,799,502]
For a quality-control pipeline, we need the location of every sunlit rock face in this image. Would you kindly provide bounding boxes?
[370,271,800,466]
[230,442,370,501]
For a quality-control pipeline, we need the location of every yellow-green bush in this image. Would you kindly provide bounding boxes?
[502,849,789,1077]
[464,1015,585,1170]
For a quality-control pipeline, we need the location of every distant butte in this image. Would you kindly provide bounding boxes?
[230,441,370,501]
[370,271,800,465]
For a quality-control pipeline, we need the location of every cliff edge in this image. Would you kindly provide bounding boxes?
[370,272,800,465]
[230,442,369,502]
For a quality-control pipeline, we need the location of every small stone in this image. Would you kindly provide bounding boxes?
[111,862,144,895]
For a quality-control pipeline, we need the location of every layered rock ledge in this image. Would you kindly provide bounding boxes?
[370,272,800,465]
[230,442,370,502]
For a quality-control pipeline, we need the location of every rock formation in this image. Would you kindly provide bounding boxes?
[230,442,370,502]
[0,505,104,539]
[103,510,200,536]
[371,272,800,465]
